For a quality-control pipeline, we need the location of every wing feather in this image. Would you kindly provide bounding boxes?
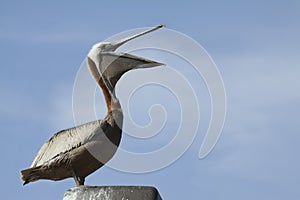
[31,120,105,167]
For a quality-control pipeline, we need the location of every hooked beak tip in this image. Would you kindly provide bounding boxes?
[155,61,166,67]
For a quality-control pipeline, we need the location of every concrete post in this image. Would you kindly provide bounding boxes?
[63,186,163,200]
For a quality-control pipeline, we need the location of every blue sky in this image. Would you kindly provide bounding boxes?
[1,0,300,199]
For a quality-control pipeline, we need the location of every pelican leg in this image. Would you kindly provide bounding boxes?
[73,176,85,186]
[78,177,85,185]
[72,171,85,186]
[73,176,80,186]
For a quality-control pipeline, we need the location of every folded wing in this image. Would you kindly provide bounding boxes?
[31,120,105,167]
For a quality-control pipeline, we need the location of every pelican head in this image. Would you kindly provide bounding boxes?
[87,25,165,94]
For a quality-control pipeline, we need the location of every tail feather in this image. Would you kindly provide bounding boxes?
[21,166,43,185]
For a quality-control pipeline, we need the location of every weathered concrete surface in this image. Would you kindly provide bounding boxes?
[63,186,162,200]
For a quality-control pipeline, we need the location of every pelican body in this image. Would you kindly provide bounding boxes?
[21,25,164,186]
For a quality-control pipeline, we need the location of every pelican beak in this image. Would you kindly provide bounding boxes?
[101,51,165,91]
[110,24,165,51]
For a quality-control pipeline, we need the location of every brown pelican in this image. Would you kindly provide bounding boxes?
[21,25,165,186]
